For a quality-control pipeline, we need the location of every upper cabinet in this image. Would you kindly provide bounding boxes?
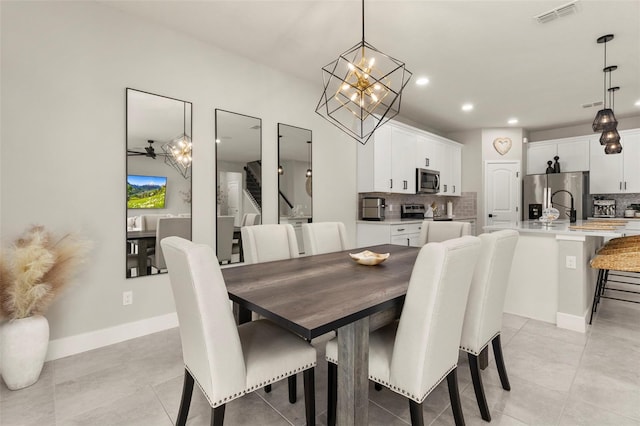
[358,124,416,194]
[590,129,640,194]
[358,120,462,196]
[526,136,590,175]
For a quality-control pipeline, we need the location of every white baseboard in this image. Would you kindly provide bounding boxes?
[556,311,587,333]
[45,312,178,361]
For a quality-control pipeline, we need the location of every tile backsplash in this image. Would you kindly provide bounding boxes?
[359,192,477,220]
[587,193,640,217]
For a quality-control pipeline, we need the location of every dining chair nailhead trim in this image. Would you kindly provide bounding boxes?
[459,331,500,355]
[187,362,317,408]
[326,356,454,403]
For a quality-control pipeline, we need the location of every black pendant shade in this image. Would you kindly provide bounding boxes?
[600,128,621,145]
[604,140,623,154]
[592,108,618,133]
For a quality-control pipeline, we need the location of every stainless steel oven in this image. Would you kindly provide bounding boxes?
[416,168,440,194]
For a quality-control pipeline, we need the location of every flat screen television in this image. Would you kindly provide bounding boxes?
[127,175,167,209]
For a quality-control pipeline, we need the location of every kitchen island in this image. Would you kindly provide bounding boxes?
[484,220,625,332]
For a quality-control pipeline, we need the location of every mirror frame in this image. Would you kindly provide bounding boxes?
[125,88,193,278]
[215,109,262,264]
[277,123,313,222]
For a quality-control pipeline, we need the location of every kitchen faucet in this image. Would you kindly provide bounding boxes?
[551,189,577,223]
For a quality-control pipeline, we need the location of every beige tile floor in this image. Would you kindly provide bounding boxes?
[2,297,640,426]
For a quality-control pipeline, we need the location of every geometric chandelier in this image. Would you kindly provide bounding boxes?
[162,103,192,179]
[316,0,412,145]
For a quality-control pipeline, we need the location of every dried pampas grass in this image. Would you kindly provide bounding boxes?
[0,225,91,320]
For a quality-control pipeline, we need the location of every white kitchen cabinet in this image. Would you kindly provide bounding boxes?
[590,129,640,194]
[357,124,415,194]
[390,222,423,247]
[415,135,443,171]
[357,222,423,248]
[526,136,590,175]
[438,143,462,197]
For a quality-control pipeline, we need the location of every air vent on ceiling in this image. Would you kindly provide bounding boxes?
[582,101,604,109]
[535,1,579,24]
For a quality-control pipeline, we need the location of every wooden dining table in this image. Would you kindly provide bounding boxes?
[126,229,156,276]
[222,244,420,426]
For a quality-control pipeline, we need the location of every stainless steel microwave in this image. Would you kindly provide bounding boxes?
[416,168,440,194]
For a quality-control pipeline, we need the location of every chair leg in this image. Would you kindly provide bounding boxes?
[303,368,316,426]
[590,269,604,324]
[446,368,466,426]
[409,400,425,426]
[211,405,226,426]
[374,383,383,391]
[176,369,194,426]
[467,353,491,422]
[289,375,297,403]
[492,335,511,391]
[327,362,337,426]
[264,384,272,393]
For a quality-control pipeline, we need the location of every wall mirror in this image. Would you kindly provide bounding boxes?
[215,109,262,265]
[278,123,312,254]
[126,88,192,278]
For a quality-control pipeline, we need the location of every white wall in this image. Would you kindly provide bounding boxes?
[0,1,357,342]
[528,115,640,142]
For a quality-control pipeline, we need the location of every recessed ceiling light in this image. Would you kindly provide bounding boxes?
[635,99,640,106]
[508,118,519,125]
[415,77,429,86]
[462,103,474,112]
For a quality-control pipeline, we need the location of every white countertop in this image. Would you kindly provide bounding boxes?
[484,220,625,238]
[358,216,476,225]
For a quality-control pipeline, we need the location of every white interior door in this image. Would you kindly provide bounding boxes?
[485,161,521,226]
[225,172,242,225]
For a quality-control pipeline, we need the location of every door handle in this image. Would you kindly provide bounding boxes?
[425,158,429,167]
[452,185,456,193]
[488,214,495,218]
[390,179,393,189]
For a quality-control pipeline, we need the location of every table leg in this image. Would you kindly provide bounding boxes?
[337,317,369,426]
[479,346,489,370]
[137,239,149,276]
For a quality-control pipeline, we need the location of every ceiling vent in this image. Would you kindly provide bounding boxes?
[535,1,579,24]
[582,101,604,109]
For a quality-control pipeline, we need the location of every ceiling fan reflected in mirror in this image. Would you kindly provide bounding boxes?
[127,140,167,159]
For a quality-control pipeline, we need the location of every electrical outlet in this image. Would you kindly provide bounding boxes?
[123,291,133,306]
[565,256,577,269]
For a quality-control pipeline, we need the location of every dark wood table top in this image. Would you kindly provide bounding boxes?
[127,230,156,240]
[222,244,420,340]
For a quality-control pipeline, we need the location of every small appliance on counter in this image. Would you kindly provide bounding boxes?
[361,197,385,221]
[593,199,615,218]
[401,204,426,219]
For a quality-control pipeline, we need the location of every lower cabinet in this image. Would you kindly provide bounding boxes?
[357,222,423,248]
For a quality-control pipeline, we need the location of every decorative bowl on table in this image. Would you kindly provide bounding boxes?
[349,250,390,266]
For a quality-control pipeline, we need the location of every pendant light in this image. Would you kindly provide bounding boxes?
[305,140,312,177]
[316,0,412,145]
[592,34,618,132]
[162,103,192,179]
[599,85,621,146]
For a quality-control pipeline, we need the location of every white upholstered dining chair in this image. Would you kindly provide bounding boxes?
[459,229,519,422]
[161,237,317,426]
[419,220,471,245]
[241,224,299,264]
[325,236,481,426]
[239,223,301,400]
[302,222,347,255]
[150,217,191,272]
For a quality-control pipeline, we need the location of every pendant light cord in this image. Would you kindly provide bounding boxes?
[603,41,607,108]
[361,0,365,44]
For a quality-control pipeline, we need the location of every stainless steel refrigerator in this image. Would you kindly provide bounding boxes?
[522,172,589,221]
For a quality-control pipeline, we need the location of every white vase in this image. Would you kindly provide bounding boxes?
[1,315,49,390]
